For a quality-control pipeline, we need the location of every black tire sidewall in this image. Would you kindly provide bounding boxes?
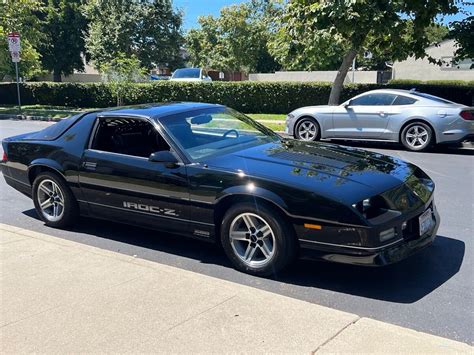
[295,117,320,141]
[32,172,78,228]
[220,202,296,276]
[401,122,433,151]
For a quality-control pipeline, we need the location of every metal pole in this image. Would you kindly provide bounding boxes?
[352,57,356,83]
[14,61,21,113]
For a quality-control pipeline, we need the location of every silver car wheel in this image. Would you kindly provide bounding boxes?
[405,125,429,149]
[297,120,318,141]
[37,179,65,222]
[229,212,276,267]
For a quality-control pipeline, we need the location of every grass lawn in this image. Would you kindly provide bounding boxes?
[0,105,286,131]
[246,113,286,121]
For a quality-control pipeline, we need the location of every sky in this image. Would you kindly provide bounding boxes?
[174,0,473,30]
[174,0,247,29]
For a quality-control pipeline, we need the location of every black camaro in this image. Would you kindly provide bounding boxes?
[1,103,440,276]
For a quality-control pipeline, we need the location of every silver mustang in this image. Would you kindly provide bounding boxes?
[286,89,474,151]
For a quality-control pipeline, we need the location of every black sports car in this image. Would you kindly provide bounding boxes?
[1,103,440,276]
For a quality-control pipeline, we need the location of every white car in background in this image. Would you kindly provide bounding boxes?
[170,68,212,82]
[286,89,474,151]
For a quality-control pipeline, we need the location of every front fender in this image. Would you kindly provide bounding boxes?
[216,185,289,212]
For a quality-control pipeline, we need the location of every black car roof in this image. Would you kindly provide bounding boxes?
[97,102,223,120]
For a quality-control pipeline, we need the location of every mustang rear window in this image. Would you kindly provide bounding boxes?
[26,113,83,140]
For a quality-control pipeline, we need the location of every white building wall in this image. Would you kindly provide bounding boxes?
[393,39,474,81]
[249,70,378,83]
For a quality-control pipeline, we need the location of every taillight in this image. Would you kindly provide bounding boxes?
[2,152,7,162]
[460,110,474,120]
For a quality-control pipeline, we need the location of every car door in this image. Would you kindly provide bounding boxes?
[331,93,397,138]
[78,115,191,235]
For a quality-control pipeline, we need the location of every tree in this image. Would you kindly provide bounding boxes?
[0,0,45,80]
[37,0,88,82]
[185,0,280,74]
[84,0,184,71]
[357,23,449,70]
[101,52,146,106]
[277,0,459,105]
[450,16,473,62]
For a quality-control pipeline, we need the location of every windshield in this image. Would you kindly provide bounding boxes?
[159,107,280,161]
[172,68,201,79]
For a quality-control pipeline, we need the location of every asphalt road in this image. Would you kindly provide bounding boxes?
[1,119,473,344]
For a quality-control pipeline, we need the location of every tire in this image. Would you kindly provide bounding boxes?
[32,172,79,228]
[401,122,434,152]
[295,117,320,141]
[220,202,297,276]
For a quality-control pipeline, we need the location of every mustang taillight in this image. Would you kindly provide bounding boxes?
[460,110,474,121]
[1,152,6,162]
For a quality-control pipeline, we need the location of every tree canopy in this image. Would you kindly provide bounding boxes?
[272,0,459,104]
[186,0,280,74]
[84,0,184,71]
[37,0,88,82]
[0,0,45,79]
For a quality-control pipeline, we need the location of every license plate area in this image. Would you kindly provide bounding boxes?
[419,208,433,236]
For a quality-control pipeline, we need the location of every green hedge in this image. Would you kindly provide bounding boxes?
[0,81,472,113]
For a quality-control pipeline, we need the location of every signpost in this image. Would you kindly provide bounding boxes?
[7,32,21,112]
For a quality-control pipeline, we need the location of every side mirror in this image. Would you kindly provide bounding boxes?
[343,100,351,108]
[149,150,179,168]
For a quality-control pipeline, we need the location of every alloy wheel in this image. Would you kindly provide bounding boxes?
[37,179,65,222]
[229,212,276,267]
[297,120,318,141]
[405,125,429,149]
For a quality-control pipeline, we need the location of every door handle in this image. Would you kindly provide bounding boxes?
[378,111,387,116]
[83,161,97,170]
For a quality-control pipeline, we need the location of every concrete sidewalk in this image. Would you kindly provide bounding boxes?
[0,223,471,354]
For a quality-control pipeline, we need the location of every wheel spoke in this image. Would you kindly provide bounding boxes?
[258,224,271,238]
[40,184,52,195]
[242,214,256,231]
[260,241,272,258]
[41,199,52,209]
[230,231,248,241]
[243,244,257,262]
[53,204,59,217]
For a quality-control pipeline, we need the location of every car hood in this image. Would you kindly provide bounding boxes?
[206,140,419,206]
[290,105,334,115]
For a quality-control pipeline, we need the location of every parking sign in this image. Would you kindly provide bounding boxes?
[8,32,21,52]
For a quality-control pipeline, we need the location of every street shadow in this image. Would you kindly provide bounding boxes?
[22,209,465,304]
[324,140,474,156]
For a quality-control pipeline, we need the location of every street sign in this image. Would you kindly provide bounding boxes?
[7,32,22,112]
[8,32,21,52]
[219,71,225,80]
[11,51,20,63]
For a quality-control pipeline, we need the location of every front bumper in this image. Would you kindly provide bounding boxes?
[298,201,440,266]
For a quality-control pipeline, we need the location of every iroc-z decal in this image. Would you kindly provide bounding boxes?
[122,201,179,217]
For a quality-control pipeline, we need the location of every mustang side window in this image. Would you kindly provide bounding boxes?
[91,117,170,158]
[351,93,397,106]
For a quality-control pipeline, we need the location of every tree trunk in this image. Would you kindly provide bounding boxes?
[53,69,62,82]
[328,48,357,105]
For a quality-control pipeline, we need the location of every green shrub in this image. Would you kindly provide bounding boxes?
[0,81,472,113]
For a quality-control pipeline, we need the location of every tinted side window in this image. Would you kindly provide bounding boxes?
[26,113,83,140]
[92,117,170,158]
[351,94,397,106]
[393,95,417,105]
